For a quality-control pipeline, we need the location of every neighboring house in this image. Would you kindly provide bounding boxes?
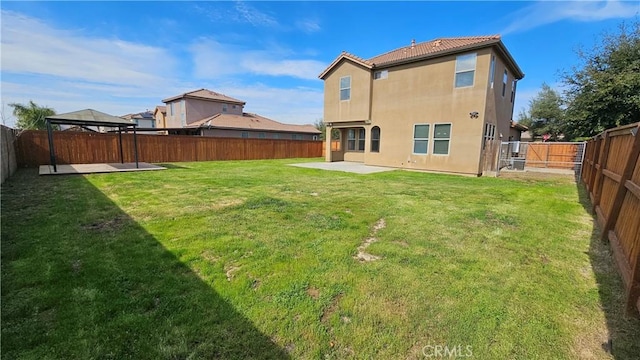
[185,112,320,140]
[161,88,320,139]
[509,121,528,141]
[121,111,156,128]
[319,35,524,175]
[154,106,167,129]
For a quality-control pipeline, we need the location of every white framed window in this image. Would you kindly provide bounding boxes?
[413,124,430,154]
[489,55,496,89]
[374,70,388,80]
[433,123,451,155]
[169,102,174,116]
[371,126,380,152]
[502,70,508,97]
[455,53,476,88]
[340,76,351,101]
[223,104,228,113]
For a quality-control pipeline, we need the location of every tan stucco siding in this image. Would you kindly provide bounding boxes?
[165,100,184,128]
[484,50,518,142]
[364,49,492,175]
[323,61,372,122]
[186,98,243,124]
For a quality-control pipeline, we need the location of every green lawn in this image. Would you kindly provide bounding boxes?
[2,159,639,359]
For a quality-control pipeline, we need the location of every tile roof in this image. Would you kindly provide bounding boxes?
[186,113,321,134]
[368,35,500,66]
[162,89,246,105]
[121,111,154,120]
[319,35,524,79]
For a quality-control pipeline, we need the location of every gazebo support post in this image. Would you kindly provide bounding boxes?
[133,126,139,168]
[46,120,57,173]
[118,128,124,164]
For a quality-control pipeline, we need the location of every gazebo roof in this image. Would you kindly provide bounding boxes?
[46,109,136,127]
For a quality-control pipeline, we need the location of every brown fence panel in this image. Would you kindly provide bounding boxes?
[582,122,640,316]
[15,131,322,167]
[526,143,580,169]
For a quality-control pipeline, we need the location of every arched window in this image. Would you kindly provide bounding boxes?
[371,126,380,152]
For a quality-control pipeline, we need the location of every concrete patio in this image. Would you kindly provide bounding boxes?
[39,162,166,175]
[289,161,396,174]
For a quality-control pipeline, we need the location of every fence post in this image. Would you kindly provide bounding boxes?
[593,131,611,212]
[587,138,601,193]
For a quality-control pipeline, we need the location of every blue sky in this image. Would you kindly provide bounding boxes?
[1,1,638,128]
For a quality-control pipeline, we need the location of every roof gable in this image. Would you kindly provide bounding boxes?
[162,88,246,105]
[318,52,373,79]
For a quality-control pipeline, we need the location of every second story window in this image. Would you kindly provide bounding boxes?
[455,53,476,88]
[489,55,496,89]
[374,70,388,80]
[169,102,174,116]
[340,76,351,101]
[223,104,228,113]
[511,80,516,103]
[502,70,508,97]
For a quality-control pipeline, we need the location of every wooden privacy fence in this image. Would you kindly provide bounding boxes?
[16,130,323,167]
[582,122,640,316]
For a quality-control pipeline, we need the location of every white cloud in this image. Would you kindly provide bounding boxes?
[190,38,326,80]
[0,10,324,128]
[0,10,175,87]
[502,0,639,34]
[217,84,323,125]
[296,19,321,33]
[234,1,279,27]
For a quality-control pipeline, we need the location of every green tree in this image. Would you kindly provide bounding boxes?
[520,83,566,141]
[313,118,340,140]
[562,21,640,139]
[9,101,56,130]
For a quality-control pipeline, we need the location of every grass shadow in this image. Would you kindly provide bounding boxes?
[575,181,640,359]
[1,169,289,359]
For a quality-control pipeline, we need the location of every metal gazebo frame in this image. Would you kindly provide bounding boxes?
[45,109,139,173]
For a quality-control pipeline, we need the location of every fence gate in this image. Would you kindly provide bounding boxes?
[496,142,586,177]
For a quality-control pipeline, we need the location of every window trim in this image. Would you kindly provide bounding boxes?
[412,123,430,155]
[510,79,516,103]
[241,131,249,138]
[370,126,380,152]
[339,76,351,101]
[454,53,477,88]
[432,123,452,156]
[222,104,228,113]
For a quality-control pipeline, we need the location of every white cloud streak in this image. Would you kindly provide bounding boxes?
[0,10,324,127]
[190,38,326,80]
[296,19,321,33]
[502,0,639,35]
[1,10,174,87]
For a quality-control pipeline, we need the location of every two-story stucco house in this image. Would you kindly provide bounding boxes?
[161,89,320,140]
[319,35,524,175]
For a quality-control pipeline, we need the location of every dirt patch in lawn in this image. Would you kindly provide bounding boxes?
[321,293,344,324]
[306,287,320,300]
[81,216,127,232]
[225,264,241,281]
[354,218,386,262]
